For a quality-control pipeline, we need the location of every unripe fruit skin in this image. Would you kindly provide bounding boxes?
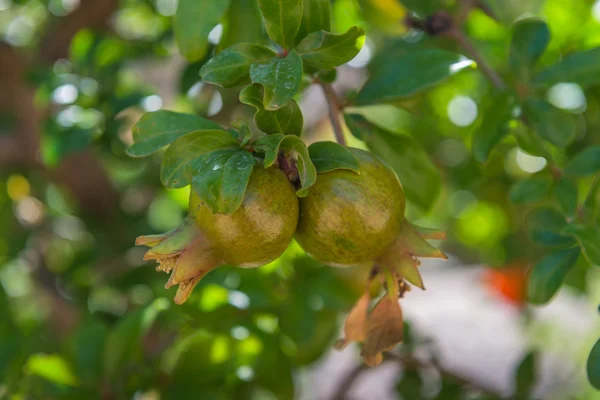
[190,166,299,267]
[295,148,405,267]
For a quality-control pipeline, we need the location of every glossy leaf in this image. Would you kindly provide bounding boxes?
[296,27,365,70]
[252,134,316,196]
[522,100,576,148]
[527,247,580,304]
[473,93,515,163]
[509,174,553,204]
[553,178,578,217]
[200,43,275,88]
[345,114,441,210]
[127,111,221,157]
[104,299,169,378]
[219,0,266,51]
[588,338,600,390]
[296,0,331,42]
[561,224,600,266]
[527,207,576,247]
[308,141,360,174]
[239,83,303,135]
[258,0,303,49]
[174,0,230,62]
[564,146,600,177]
[161,130,238,188]
[510,19,550,81]
[533,47,600,87]
[192,149,256,214]
[355,49,467,105]
[250,50,303,110]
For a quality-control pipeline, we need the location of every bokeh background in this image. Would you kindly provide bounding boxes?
[0,0,599,399]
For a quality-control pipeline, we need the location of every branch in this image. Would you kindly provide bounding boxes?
[330,351,501,400]
[320,83,347,146]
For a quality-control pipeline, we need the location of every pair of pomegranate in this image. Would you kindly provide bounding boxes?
[136,147,445,365]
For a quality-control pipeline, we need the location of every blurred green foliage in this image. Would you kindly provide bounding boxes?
[1,0,599,398]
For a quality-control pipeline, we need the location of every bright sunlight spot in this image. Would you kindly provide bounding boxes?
[515,148,547,173]
[207,91,223,116]
[156,0,177,16]
[347,37,372,68]
[449,58,474,73]
[208,24,223,45]
[547,82,586,112]
[52,84,78,104]
[141,95,163,112]
[593,0,600,22]
[447,95,478,127]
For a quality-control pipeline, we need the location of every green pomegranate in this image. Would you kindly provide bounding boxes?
[296,148,406,266]
[136,166,298,304]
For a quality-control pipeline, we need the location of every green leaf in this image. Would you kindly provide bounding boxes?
[588,338,600,390]
[161,130,238,188]
[514,352,536,396]
[527,207,576,247]
[192,149,256,214]
[308,141,359,173]
[510,19,550,81]
[26,354,78,387]
[355,49,468,105]
[553,178,578,217]
[522,100,576,148]
[564,146,600,177]
[345,114,441,210]
[218,0,266,51]
[250,50,303,110]
[258,0,303,49]
[527,247,580,304]
[512,122,553,159]
[296,0,331,42]
[473,93,515,163]
[68,319,108,383]
[174,0,230,62]
[200,43,276,88]
[509,174,553,204]
[296,27,365,70]
[533,47,600,87]
[252,134,316,196]
[239,83,303,135]
[103,298,169,378]
[561,224,600,266]
[127,111,221,157]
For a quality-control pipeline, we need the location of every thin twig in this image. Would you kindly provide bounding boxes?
[320,83,347,146]
[447,27,506,90]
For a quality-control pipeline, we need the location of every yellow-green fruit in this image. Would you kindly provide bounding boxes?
[190,166,299,267]
[295,148,405,267]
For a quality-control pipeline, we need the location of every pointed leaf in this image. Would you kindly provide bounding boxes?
[239,83,303,135]
[250,50,303,110]
[533,47,600,87]
[335,293,369,349]
[527,207,576,247]
[192,149,256,214]
[564,146,600,177]
[561,224,600,266]
[355,49,468,105]
[253,134,286,167]
[174,0,230,62]
[161,130,238,188]
[522,100,576,148]
[553,178,578,217]
[296,27,365,70]
[515,352,537,396]
[588,338,600,390]
[510,19,550,81]
[296,0,331,42]
[473,93,515,163]
[509,174,553,204]
[527,247,580,304]
[308,141,359,174]
[258,0,303,49]
[200,43,275,88]
[127,111,221,157]
[345,114,441,210]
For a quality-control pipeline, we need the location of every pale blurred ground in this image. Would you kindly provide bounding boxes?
[298,256,600,400]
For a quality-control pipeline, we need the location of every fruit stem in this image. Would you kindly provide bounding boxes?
[320,82,347,146]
